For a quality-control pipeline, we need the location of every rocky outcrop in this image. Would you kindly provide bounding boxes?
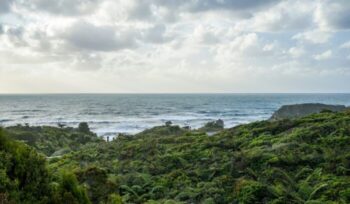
[270,103,347,120]
[199,119,224,132]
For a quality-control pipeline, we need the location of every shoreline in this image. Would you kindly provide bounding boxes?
[2,94,350,137]
[2,102,348,138]
[2,105,350,203]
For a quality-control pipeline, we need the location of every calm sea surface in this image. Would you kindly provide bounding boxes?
[0,94,349,137]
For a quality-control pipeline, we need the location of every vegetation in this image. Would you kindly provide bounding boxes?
[0,128,90,203]
[2,110,350,203]
[5,123,102,156]
[198,119,224,132]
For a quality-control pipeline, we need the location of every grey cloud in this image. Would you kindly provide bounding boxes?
[127,0,283,22]
[125,0,178,23]
[0,0,12,14]
[70,53,103,70]
[152,0,282,12]
[142,24,173,44]
[128,0,153,20]
[256,11,313,32]
[20,0,98,16]
[5,26,28,47]
[328,10,350,29]
[4,24,55,52]
[65,21,137,51]
[318,0,350,30]
[185,0,282,12]
[200,32,220,44]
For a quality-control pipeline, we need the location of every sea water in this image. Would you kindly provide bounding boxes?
[0,94,349,137]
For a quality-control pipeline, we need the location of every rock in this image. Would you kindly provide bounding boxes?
[137,125,187,137]
[183,126,191,130]
[270,103,347,120]
[199,119,224,132]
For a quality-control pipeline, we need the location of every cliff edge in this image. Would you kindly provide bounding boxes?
[270,103,347,120]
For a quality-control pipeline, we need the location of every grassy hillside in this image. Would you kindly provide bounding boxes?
[45,110,350,203]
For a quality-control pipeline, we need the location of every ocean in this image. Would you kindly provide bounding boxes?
[0,94,349,137]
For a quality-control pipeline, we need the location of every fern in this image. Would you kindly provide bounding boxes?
[307,183,328,201]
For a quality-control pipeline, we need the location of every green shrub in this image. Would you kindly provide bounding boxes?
[235,179,267,203]
[78,122,91,133]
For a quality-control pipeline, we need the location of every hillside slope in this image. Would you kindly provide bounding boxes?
[48,110,350,203]
[5,123,102,156]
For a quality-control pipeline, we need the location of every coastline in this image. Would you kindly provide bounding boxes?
[1,105,350,203]
[1,93,350,137]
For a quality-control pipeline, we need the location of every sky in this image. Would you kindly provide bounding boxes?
[0,0,350,93]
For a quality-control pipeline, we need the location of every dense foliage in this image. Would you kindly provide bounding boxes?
[49,110,350,203]
[0,128,90,203]
[5,123,102,156]
[2,110,350,203]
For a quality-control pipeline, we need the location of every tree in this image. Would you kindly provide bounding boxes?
[165,121,172,127]
[78,122,90,133]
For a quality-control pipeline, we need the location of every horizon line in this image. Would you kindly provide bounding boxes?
[1,92,350,95]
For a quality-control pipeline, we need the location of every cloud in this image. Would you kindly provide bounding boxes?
[340,41,350,49]
[234,0,314,32]
[19,0,99,16]
[214,32,283,66]
[69,53,103,70]
[153,0,282,13]
[141,24,173,44]
[214,32,262,67]
[192,25,222,44]
[17,0,282,22]
[0,0,12,14]
[313,50,332,60]
[63,21,137,51]
[1,0,350,93]
[184,0,282,12]
[292,30,331,44]
[289,47,305,58]
[116,0,284,22]
[2,26,28,47]
[315,0,350,30]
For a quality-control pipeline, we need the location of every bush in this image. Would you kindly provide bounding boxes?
[78,122,90,133]
[235,180,268,203]
[0,129,91,204]
[52,172,90,204]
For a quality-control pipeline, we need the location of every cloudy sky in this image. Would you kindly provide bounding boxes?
[0,0,350,93]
